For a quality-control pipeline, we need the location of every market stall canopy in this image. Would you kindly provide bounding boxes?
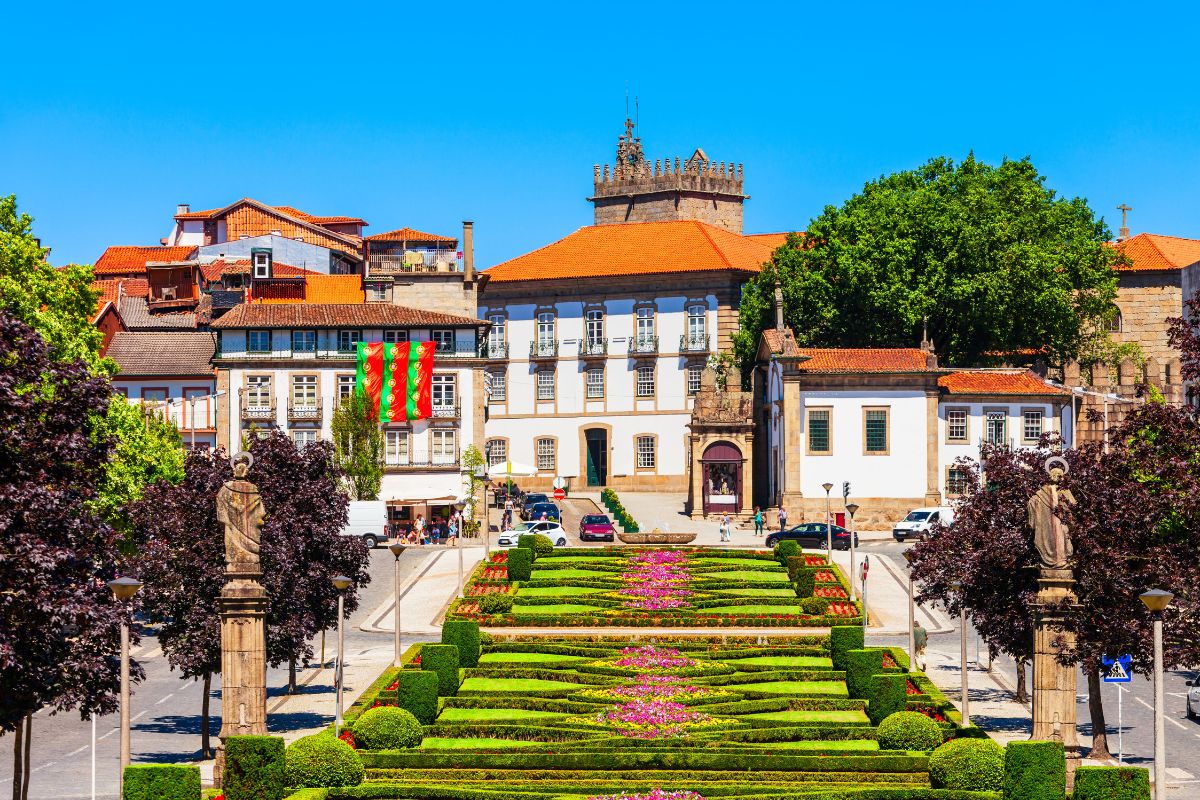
[486,461,538,478]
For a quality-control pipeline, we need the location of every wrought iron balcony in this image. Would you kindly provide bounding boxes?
[629,335,659,355]
[431,400,461,419]
[530,340,559,360]
[679,334,711,353]
[479,341,509,359]
[287,399,323,423]
[579,337,607,357]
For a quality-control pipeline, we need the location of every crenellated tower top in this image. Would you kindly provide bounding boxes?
[588,118,748,233]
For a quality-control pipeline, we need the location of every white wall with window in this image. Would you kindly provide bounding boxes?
[111,376,220,448]
[937,398,1071,497]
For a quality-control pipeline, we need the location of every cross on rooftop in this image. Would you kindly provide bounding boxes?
[1117,203,1133,241]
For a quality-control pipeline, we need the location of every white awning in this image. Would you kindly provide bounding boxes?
[487,461,538,478]
[380,472,466,504]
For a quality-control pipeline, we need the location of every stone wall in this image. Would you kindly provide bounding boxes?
[592,190,745,233]
[1113,270,1182,364]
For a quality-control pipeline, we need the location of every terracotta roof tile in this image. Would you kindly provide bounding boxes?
[1115,233,1200,271]
[93,278,149,303]
[938,370,1068,396]
[198,259,312,282]
[211,303,482,329]
[94,246,197,275]
[485,220,773,282]
[365,227,458,244]
[107,332,216,376]
[248,274,364,304]
[745,231,801,250]
[273,206,365,225]
[117,296,198,330]
[794,348,932,372]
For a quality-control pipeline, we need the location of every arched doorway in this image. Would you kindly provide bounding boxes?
[701,441,742,515]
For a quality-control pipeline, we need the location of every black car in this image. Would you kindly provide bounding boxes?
[766,523,858,550]
[520,493,549,520]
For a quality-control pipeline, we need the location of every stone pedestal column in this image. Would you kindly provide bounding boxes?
[1031,568,1082,784]
[213,564,268,786]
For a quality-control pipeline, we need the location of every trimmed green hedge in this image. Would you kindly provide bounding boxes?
[877,711,944,751]
[516,534,538,556]
[353,706,423,750]
[830,626,864,670]
[285,734,364,789]
[1073,766,1150,800]
[394,670,439,725]
[442,621,482,668]
[843,649,883,700]
[506,549,533,582]
[122,764,200,800]
[1003,740,1064,800]
[421,644,462,697]
[870,673,910,725]
[800,596,830,615]
[224,735,286,800]
[929,738,1004,791]
[776,540,800,565]
[359,749,930,772]
[476,593,514,614]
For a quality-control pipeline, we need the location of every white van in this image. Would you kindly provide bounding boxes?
[892,507,955,542]
[341,500,389,548]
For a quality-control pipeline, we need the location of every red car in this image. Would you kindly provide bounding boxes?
[579,514,616,542]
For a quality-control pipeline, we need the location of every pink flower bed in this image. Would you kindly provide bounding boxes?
[613,645,697,670]
[579,675,730,704]
[588,792,705,800]
[573,698,724,739]
[618,551,694,610]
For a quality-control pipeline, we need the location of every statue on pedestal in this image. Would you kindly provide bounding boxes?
[217,454,266,571]
[1027,458,1075,570]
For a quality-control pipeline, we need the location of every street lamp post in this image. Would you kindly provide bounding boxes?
[454,500,466,595]
[387,543,406,667]
[107,576,143,798]
[844,503,859,602]
[950,581,969,727]
[1140,589,1173,800]
[331,575,353,736]
[474,466,490,560]
[903,550,916,668]
[822,482,834,554]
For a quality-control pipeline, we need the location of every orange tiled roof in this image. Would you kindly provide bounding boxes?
[794,348,932,372]
[1115,233,1200,271]
[92,277,150,303]
[177,202,364,226]
[365,227,457,244]
[485,220,773,282]
[939,370,1068,396]
[249,274,364,305]
[211,303,481,329]
[198,259,313,282]
[94,246,196,275]
[745,231,801,250]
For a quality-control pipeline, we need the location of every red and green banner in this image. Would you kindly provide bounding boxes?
[355,341,435,421]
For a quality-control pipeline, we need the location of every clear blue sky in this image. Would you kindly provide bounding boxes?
[2,1,1197,269]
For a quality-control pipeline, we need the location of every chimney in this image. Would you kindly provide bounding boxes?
[177,203,190,216]
[462,221,475,282]
[773,281,785,331]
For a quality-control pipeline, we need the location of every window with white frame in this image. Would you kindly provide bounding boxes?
[635,306,655,350]
[431,429,457,464]
[946,409,968,442]
[291,330,316,352]
[292,429,318,448]
[687,363,703,395]
[385,429,410,465]
[367,283,389,302]
[141,388,167,417]
[636,364,655,398]
[536,438,556,472]
[485,439,507,466]
[432,374,456,409]
[636,436,656,469]
[1023,410,1044,442]
[248,330,271,353]
[686,305,707,348]
[536,311,555,355]
[432,329,454,353]
[487,314,506,354]
[537,369,555,400]
[488,370,506,402]
[384,329,410,344]
[245,375,272,409]
[291,375,317,409]
[337,330,362,351]
[985,411,1007,445]
[585,309,604,353]
[586,367,604,399]
[337,374,356,400]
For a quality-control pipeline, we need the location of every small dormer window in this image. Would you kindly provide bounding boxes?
[251,248,272,279]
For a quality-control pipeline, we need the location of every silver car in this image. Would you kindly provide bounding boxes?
[1187,675,1200,720]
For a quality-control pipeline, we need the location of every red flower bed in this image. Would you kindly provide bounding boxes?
[813,571,837,583]
[457,602,481,615]
[905,679,920,695]
[826,602,859,617]
[912,704,947,723]
[882,652,897,668]
[803,555,827,566]
[813,586,848,599]
[338,729,357,749]
[491,551,508,563]
[479,566,508,580]
[468,584,510,596]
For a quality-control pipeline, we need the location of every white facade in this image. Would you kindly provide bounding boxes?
[113,377,219,449]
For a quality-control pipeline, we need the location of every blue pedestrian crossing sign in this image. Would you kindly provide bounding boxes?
[1101,654,1133,683]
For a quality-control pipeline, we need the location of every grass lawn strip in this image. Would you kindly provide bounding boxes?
[717,588,801,597]
[420,737,547,749]
[458,677,601,693]
[691,557,782,569]
[739,709,870,724]
[510,603,606,616]
[732,680,848,696]
[701,604,807,615]
[529,568,619,579]
[729,656,833,668]
[518,586,608,597]
[732,739,881,751]
[435,707,569,722]
[696,570,792,582]
[477,652,590,664]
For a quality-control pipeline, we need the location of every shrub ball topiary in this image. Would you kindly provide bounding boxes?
[223,735,286,800]
[830,625,865,670]
[122,764,201,800]
[876,711,944,751]
[441,620,482,668]
[1073,766,1151,800]
[1004,740,1065,800]
[530,533,555,557]
[477,593,514,614]
[420,643,461,697]
[285,734,364,788]
[798,595,827,615]
[506,548,533,581]
[393,670,439,725]
[929,737,1005,791]
[516,534,539,556]
[776,540,800,565]
[352,706,423,750]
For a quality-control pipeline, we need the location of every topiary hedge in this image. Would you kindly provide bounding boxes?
[830,625,864,670]
[352,706,423,750]
[1073,766,1151,800]
[284,733,364,788]
[223,735,286,800]
[869,673,909,725]
[476,593,514,614]
[776,540,800,566]
[843,648,883,700]
[1003,740,1065,800]
[929,737,1004,791]
[793,568,817,598]
[516,534,538,556]
[798,596,828,616]
[421,644,461,697]
[393,669,439,725]
[531,533,555,557]
[122,764,200,800]
[506,548,533,582]
[441,620,481,668]
[876,711,944,751]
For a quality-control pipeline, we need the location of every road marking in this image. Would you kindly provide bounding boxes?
[129,645,145,656]
[67,746,88,756]
[98,726,118,740]
[31,762,55,773]
[1167,768,1194,780]
[132,710,147,722]
[155,692,175,705]
[142,646,163,660]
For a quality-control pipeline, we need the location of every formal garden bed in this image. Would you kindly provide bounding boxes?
[447,544,863,627]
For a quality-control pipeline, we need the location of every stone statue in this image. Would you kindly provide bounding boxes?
[216,452,266,570]
[1027,457,1076,570]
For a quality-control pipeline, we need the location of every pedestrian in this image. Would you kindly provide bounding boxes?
[753,506,764,537]
[720,512,731,542]
[448,513,458,547]
[913,622,928,671]
[778,506,788,532]
[539,511,548,522]
[414,514,426,545]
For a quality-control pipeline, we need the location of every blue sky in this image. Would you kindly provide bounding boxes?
[2,1,1197,269]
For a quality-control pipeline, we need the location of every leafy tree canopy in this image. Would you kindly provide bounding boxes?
[733,155,1124,369]
[330,389,383,501]
[94,398,185,535]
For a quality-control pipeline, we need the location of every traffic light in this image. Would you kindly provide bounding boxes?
[842,481,850,499]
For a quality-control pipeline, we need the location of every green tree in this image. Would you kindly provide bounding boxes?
[330,390,383,501]
[459,443,487,536]
[733,155,1124,370]
[93,399,186,536]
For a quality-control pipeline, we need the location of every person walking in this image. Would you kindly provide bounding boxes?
[448,513,458,547]
[778,506,788,532]
[720,512,732,542]
[414,514,426,545]
[913,622,928,671]
[753,506,764,537]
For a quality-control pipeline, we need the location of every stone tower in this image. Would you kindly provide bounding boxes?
[588,119,748,233]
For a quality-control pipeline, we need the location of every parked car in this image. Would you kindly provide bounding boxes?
[892,507,955,542]
[497,520,568,548]
[765,523,857,550]
[520,493,550,520]
[579,514,616,542]
[1187,674,1200,720]
[340,500,388,548]
[526,502,561,523]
